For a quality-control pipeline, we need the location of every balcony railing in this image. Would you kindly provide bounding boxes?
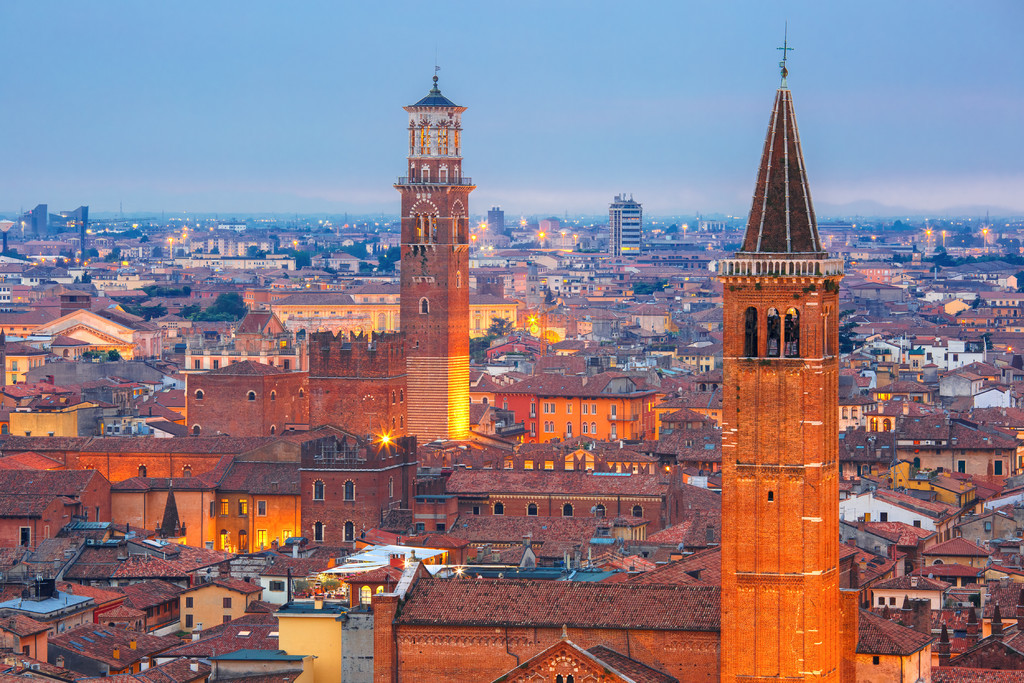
[396,176,473,186]
[608,412,639,422]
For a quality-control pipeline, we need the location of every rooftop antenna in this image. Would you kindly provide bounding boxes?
[777,22,793,88]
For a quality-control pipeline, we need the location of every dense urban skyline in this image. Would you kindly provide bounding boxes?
[3,1,1022,216]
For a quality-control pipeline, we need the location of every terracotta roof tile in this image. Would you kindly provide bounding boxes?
[856,609,933,656]
[397,577,720,631]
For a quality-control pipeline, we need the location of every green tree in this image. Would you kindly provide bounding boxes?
[470,335,497,363]
[634,279,668,296]
[488,317,514,336]
[246,245,268,258]
[106,350,122,361]
[103,247,122,263]
[839,309,858,354]
[290,250,312,270]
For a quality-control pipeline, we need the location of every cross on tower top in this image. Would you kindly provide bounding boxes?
[777,24,793,87]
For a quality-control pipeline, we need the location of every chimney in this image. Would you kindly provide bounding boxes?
[55,655,65,668]
[190,662,198,672]
[389,553,404,569]
[314,597,324,610]
[903,402,910,415]
[937,624,951,667]
[292,543,299,559]
[129,639,137,650]
[191,624,202,641]
[113,647,120,661]
[910,576,919,588]
[905,598,931,635]
[993,604,1004,640]
[1016,588,1024,620]
[966,606,979,639]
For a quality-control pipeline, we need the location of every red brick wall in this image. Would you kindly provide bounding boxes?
[68,451,226,483]
[300,436,418,545]
[389,623,719,681]
[719,272,842,681]
[187,372,309,437]
[308,331,407,437]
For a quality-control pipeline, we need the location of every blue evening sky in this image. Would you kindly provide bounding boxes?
[2,1,1022,217]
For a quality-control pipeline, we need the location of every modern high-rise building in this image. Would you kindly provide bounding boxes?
[718,77,845,680]
[19,204,48,238]
[608,194,642,256]
[395,75,474,441]
[486,206,504,234]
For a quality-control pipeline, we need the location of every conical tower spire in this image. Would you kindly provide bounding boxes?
[739,78,826,257]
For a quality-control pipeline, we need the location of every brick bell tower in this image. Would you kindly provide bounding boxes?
[396,75,473,441]
[718,60,844,681]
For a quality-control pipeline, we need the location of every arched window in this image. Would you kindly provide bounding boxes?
[594,504,606,518]
[344,480,355,501]
[566,423,573,438]
[238,529,248,553]
[590,422,597,435]
[420,298,429,314]
[192,425,201,435]
[313,521,325,542]
[493,502,505,515]
[344,521,354,542]
[195,390,204,400]
[870,418,879,431]
[247,391,256,401]
[299,389,305,398]
[399,390,404,402]
[360,585,372,605]
[388,477,394,499]
[562,503,573,517]
[399,415,404,427]
[527,503,538,516]
[182,465,192,478]
[270,391,276,401]
[632,505,643,517]
[313,480,325,501]
[456,271,462,289]
[582,422,589,434]
[784,308,800,357]
[883,418,892,431]
[913,457,921,469]
[766,308,781,357]
[744,307,758,357]
[138,465,147,478]
[392,391,396,404]
[270,425,276,435]
[378,313,386,329]
[0,424,7,435]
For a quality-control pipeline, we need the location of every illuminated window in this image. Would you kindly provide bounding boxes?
[220,499,229,515]
[238,500,248,516]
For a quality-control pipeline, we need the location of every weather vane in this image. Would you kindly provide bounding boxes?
[777,22,793,87]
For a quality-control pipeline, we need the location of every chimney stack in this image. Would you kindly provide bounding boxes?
[937,624,951,667]
[993,604,1005,640]
[112,647,120,661]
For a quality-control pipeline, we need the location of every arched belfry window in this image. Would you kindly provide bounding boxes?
[784,308,800,357]
[744,307,758,357]
[420,298,429,315]
[766,308,781,357]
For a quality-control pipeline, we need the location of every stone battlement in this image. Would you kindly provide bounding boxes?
[309,330,406,379]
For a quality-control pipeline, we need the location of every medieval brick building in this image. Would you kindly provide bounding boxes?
[396,76,473,441]
[717,73,845,680]
[307,331,406,437]
[300,433,417,546]
[187,360,308,437]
